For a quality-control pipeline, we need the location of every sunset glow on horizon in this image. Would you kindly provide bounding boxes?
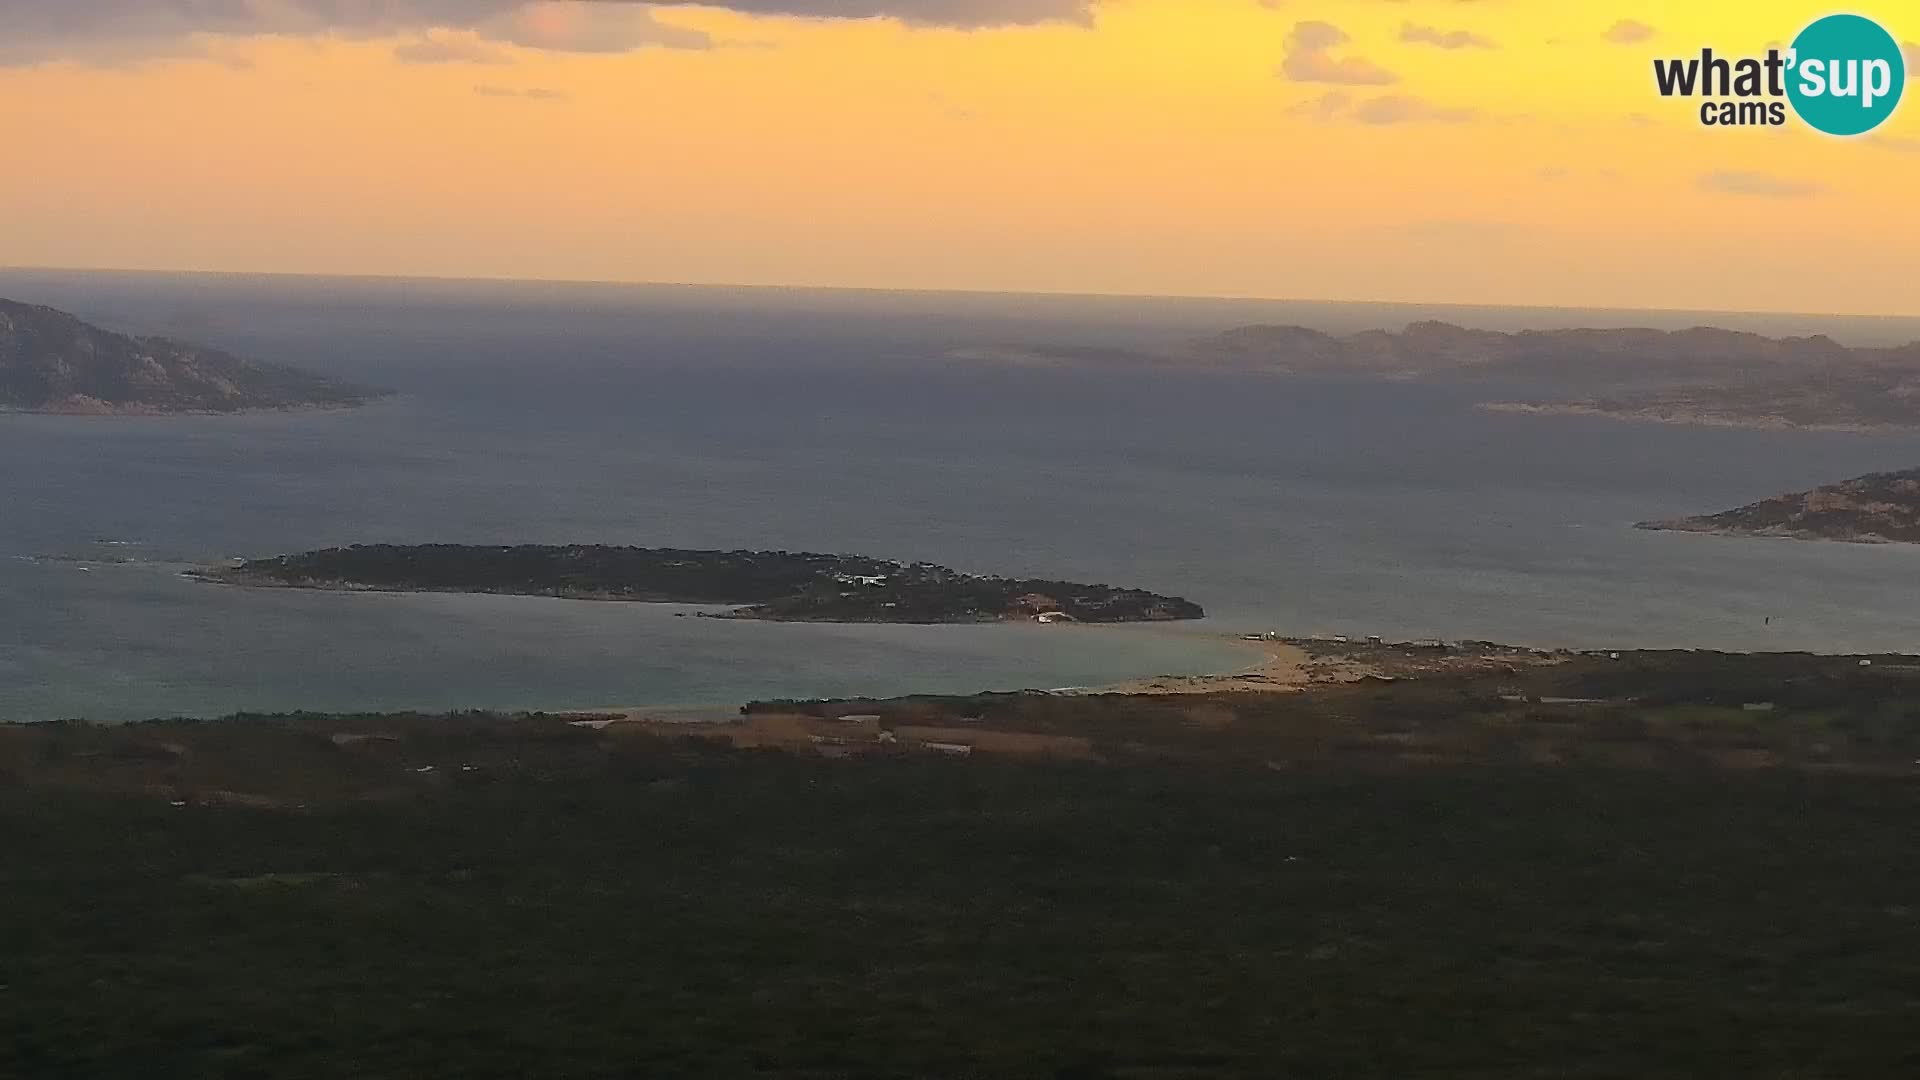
[2,1,1915,315]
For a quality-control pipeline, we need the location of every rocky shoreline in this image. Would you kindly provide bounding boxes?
[1633,466,1920,545]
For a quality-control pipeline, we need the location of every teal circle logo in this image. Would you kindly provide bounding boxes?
[1786,14,1906,136]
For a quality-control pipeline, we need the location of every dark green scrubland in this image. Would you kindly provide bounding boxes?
[6,645,1920,1079]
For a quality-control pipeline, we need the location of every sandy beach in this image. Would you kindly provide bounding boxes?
[1083,639,1320,695]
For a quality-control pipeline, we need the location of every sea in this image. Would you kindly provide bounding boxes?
[6,269,1920,724]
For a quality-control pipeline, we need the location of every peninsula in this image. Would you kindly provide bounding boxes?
[193,544,1206,623]
[0,297,385,414]
[1637,467,1920,544]
[1480,367,1920,432]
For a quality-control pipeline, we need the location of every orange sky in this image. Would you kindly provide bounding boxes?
[1,1,1914,315]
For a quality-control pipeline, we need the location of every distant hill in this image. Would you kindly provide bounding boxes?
[981,320,1914,380]
[0,297,384,414]
[1195,321,1901,381]
[1638,468,1920,544]
[953,321,1920,430]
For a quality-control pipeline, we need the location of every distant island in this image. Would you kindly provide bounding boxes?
[1637,467,1920,544]
[0,297,386,414]
[957,321,1920,431]
[1479,367,1920,433]
[192,544,1206,624]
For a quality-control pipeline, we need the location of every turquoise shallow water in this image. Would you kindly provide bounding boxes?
[5,271,1920,723]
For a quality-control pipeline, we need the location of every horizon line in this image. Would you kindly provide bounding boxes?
[2,263,1916,326]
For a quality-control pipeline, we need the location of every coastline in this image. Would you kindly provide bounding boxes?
[538,629,1306,723]
[1069,637,1320,695]
[556,631,1575,724]
[1476,401,1913,433]
[1633,521,1908,545]
[2,400,382,417]
[185,571,1206,626]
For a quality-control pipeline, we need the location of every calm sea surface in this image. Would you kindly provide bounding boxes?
[6,270,1920,723]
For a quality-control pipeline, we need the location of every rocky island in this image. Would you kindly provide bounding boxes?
[1,297,385,414]
[193,544,1206,624]
[1637,467,1920,544]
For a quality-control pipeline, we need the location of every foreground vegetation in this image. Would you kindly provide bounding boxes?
[751,645,1920,773]
[198,544,1205,623]
[5,650,1919,1078]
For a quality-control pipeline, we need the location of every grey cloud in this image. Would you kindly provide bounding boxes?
[1697,170,1821,198]
[394,34,512,64]
[1603,19,1655,45]
[1288,21,1347,51]
[490,5,712,53]
[1399,22,1495,50]
[1279,20,1398,85]
[1352,93,1474,124]
[654,0,1092,26]
[1291,90,1474,125]
[0,0,1092,66]
[1287,90,1352,120]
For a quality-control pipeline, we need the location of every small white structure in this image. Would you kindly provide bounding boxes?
[924,742,974,757]
[837,714,883,725]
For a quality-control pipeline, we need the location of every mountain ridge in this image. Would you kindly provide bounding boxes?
[1195,320,1903,377]
[954,321,1920,429]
